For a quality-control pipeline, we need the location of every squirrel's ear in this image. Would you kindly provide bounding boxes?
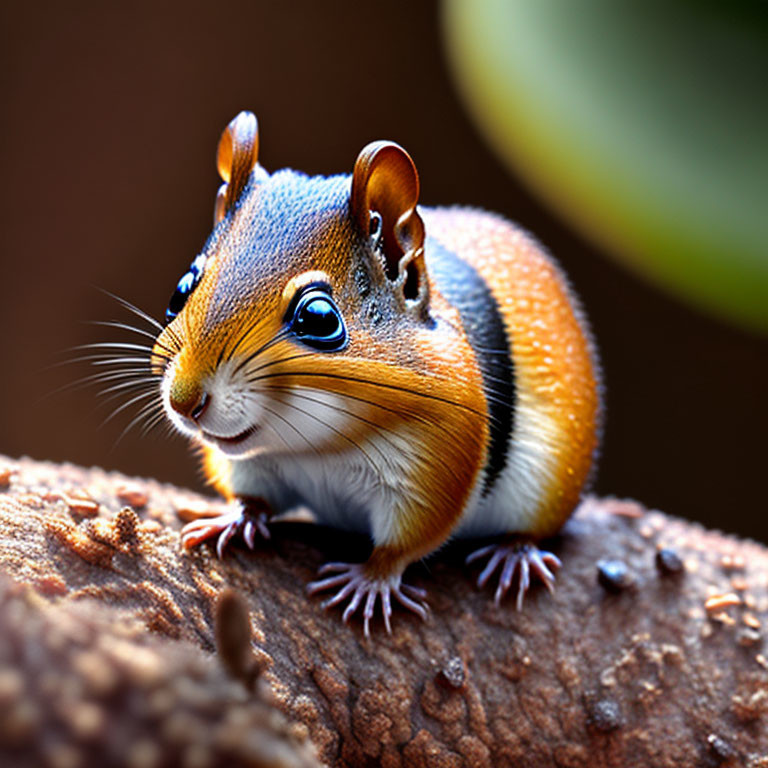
[214,111,260,224]
[351,141,428,305]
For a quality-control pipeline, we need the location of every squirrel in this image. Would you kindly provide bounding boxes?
[153,111,602,637]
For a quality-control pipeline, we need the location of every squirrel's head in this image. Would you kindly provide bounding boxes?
[153,111,472,461]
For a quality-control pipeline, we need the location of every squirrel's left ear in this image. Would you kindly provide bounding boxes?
[351,141,428,308]
[214,111,261,224]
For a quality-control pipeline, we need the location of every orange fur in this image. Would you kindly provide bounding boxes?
[201,444,234,499]
[425,208,601,537]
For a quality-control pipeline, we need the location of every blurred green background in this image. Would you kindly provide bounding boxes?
[0,1,766,538]
[445,0,768,334]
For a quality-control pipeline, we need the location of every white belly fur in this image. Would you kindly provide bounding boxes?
[228,424,430,546]
[228,395,557,545]
[454,389,560,539]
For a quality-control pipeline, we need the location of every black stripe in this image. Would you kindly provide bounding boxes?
[426,237,515,496]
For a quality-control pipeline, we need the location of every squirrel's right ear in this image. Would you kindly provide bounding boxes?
[214,111,260,224]
[351,141,428,308]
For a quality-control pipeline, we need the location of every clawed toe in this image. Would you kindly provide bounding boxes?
[467,542,561,610]
[528,549,560,591]
[306,571,354,594]
[180,505,271,557]
[180,521,220,549]
[316,561,352,576]
[215,520,240,559]
[308,563,429,637]
[400,582,428,601]
[465,543,495,565]
[242,519,256,549]
[392,585,429,621]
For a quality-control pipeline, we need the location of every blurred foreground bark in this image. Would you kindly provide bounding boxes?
[0,455,766,767]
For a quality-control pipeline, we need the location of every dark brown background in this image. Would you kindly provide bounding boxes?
[1,2,766,538]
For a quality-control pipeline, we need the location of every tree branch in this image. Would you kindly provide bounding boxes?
[0,456,765,767]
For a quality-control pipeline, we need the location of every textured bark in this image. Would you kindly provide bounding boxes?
[0,455,766,767]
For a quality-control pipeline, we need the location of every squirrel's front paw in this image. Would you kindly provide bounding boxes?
[307,562,428,637]
[181,501,271,558]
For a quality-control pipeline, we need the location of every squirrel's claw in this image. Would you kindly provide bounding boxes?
[307,562,428,637]
[467,542,561,610]
[180,504,271,557]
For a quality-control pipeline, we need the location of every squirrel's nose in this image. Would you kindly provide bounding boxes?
[170,386,210,422]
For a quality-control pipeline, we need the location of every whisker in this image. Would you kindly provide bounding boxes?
[235,336,509,419]
[47,350,159,372]
[97,378,162,399]
[42,366,158,401]
[262,383,461,437]
[266,385,498,467]
[88,369,156,384]
[90,320,178,358]
[99,289,169,338]
[49,369,156,398]
[266,386,403,454]
[256,400,313,454]
[267,365,508,429]
[88,354,160,367]
[56,356,164,379]
[96,364,156,377]
[231,328,292,377]
[420,356,515,399]
[139,407,170,438]
[245,351,513,418]
[114,399,166,446]
[239,325,290,362]
[250,371,488,419]
[48,291,175,447]
[243,351,317,382]
[149,416,178,443]
[101,389,159,426]
[69,345,167,372]
[76,341,158,354]
[268,394,380,470]
[98,385,160,412]
[90,320,161,344]
[217,317,275,370]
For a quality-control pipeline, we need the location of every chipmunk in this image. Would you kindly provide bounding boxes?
[153,111,602,636]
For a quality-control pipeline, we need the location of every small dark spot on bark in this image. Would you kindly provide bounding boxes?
[597,560,635,593]
[437,656,465,690]
[656,547,684,575]
[587,698,623,732]
[707,733,737,762]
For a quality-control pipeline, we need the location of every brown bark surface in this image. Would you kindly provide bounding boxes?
[0,455,766,767]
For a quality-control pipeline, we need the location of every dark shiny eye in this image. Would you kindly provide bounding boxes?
[165,253,206,324]
[290,290,348,351]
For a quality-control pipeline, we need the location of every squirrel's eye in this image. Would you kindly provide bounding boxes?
[290,290,348,351]
[165,253,206,324]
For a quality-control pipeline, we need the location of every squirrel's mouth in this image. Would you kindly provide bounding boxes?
[203,423,260,446]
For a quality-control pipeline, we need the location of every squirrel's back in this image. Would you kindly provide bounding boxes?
[423,207,601,539]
